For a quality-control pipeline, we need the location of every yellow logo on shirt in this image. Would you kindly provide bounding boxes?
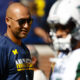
[16,63,33,71]
[15,59,33,71]
[12,49,18,55]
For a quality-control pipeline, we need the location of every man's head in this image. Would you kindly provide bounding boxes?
[6,2,33,39]
[47,0,80,52]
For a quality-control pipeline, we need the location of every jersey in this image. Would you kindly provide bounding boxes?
[76,62,80,80]
[0,36,33,80]
[51,48,80,80]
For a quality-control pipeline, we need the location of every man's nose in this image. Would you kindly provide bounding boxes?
[56,30,63,38]
[23,22,29,28]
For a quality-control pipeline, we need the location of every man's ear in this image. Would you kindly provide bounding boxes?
[32,56,37,65]
[5,17,11,26]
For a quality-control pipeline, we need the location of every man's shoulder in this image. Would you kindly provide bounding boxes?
[0,35,9,47]
[72,48,80,54]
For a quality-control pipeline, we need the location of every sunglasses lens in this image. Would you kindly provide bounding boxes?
[18,18,33,26]
[27,18,33,24]
[18,19,26,26]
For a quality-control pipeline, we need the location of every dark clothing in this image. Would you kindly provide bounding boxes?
[0,36,33,80]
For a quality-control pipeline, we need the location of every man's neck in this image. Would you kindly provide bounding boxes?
[5,31,22,46]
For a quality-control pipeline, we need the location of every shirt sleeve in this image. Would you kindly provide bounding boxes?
[0,46,8,80]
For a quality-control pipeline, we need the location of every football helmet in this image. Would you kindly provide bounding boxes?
[47,0,80,26]
[47,0,80,53]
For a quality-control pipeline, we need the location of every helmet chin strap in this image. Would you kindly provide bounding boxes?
[59,48,70,55]
[52,33,71,52]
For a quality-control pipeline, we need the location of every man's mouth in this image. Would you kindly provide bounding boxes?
[21,30,28,34]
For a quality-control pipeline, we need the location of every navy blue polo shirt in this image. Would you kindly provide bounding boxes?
[0,36,33,80]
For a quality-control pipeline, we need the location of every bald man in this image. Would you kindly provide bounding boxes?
[0,2,33,80]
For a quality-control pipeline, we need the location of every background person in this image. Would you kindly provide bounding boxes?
[27,45,48,80]
[0,3,33,80]
[47,0,80,80]
[47,0,80,57]
[51,35,80,80]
